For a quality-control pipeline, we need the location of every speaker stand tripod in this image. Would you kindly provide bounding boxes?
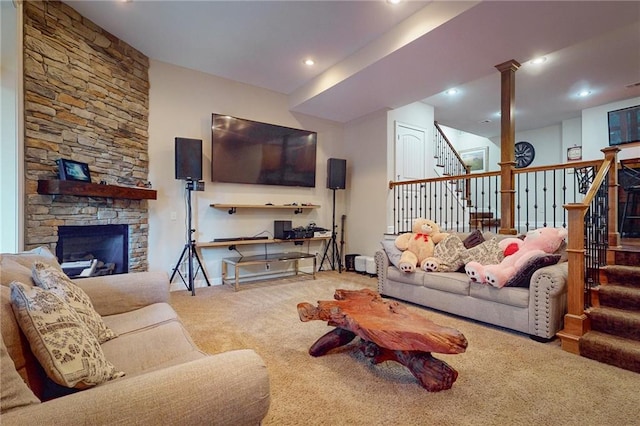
[170,181,210,296]
[319,189,342,272]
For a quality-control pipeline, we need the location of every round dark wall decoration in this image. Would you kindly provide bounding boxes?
[514,141,535,168]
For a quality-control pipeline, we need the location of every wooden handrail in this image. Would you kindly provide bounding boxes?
[512,159,601,175]
[434,122,469,169]
[557,147,619,354]
[388,170,500,189]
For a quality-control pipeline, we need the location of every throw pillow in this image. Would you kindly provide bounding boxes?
[459,237,505,265]
[9,282,124,389]
[31,262,116,344]
[429,234,467,272]
[0,338,40,413]
[504,254,562,288]
[380,240,403,269]
[0,246,61,288]
[462,229,485,249]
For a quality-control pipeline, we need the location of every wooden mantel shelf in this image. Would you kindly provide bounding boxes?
[37,180,157,200]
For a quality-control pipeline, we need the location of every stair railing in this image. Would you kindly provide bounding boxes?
[558,147,620,354]
[389,160,600,235]
[434,122,471,204]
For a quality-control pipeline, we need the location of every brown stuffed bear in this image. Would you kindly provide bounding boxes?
[394,218,448,273]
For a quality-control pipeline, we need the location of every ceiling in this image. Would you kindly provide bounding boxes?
[66,1,640,139]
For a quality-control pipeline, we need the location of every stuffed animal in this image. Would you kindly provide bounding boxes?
[394,219,448,273]
[422,234,506,273]
[463,236,526,282]
[465,227,567,288]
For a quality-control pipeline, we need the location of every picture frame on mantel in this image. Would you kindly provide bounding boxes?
[460,147,488,173]
[57,158,91,182]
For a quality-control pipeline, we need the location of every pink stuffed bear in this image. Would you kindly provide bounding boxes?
[465,227,567,288]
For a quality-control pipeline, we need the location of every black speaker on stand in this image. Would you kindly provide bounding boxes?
[320,158,346,272]
[170,138,210,296]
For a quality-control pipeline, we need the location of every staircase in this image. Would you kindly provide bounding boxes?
[579,239,640,373]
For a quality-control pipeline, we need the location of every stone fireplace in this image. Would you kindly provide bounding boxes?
[22,1,151,272]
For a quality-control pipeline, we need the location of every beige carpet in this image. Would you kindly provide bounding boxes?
[170,271,639,426]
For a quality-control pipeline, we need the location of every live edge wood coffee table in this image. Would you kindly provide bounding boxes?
[297,288,468,391]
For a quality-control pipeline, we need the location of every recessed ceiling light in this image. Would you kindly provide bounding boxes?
[303,58,315,66]
[531,57,547,65]
[578,90,592,97]
[445,88,458,95]
[387,0,402,4]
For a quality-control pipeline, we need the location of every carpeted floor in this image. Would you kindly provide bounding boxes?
[170,271,639,426]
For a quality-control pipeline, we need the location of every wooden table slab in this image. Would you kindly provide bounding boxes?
[297,288,468,391]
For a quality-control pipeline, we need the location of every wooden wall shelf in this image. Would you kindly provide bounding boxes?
[37,180,157,200]
[210,203,319,214]
[196,236,329,249]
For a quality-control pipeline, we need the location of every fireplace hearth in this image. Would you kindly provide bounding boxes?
[56,225,129,278]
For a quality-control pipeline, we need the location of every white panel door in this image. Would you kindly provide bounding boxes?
[395,122,427,181]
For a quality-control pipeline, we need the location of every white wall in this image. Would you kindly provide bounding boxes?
[0,0,22,252]
[340,109,389,258]
[582,96,640,161]
[561,117,582,162]
[148,60,343,287]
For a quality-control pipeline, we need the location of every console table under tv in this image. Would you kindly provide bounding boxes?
[195,237,330,290]
[197,203,327,289]
[221,252,316,291]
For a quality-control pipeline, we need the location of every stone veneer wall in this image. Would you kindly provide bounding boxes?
[23,1,151,271]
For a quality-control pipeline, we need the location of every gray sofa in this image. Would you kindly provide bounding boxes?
[375,237,569,340]
[1,248,270,425]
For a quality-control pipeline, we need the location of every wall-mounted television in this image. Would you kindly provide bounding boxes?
[211,114,317,187]
[608,105,640,146]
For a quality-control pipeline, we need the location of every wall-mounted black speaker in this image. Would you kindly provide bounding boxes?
[274,220,292,240]
[327,158,346,189]
[175,137,203,180]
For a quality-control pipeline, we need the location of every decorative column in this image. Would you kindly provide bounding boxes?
[495,59,520,235]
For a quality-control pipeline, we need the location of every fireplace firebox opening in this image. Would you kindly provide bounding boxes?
[56,224,129,278]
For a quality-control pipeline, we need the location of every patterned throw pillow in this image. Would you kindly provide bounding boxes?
[9,282,124,389]
[31,262,116,344]
[459,237,505,265]
[429,234,467,272]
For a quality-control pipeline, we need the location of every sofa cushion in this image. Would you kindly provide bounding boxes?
[0,247,61,287]
[102,303,179,336]
[504,254,562,288]
[102,317,202,375]
[380,240,403,269]
[9,282,124,389]
[0,338,40,413]
[422,272,470,295]
[387,266,425,286]
[31,262,116,344]
[469,281,530,308]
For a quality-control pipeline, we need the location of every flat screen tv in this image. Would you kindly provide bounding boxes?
[608,105,640,146]
[211,114,317,187]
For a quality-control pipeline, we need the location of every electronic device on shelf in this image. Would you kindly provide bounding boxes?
[212,236,269,242]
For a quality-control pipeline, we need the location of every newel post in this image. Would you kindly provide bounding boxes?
[495,59,520,235]
[557,204,590,354]
[602,146,621,253]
